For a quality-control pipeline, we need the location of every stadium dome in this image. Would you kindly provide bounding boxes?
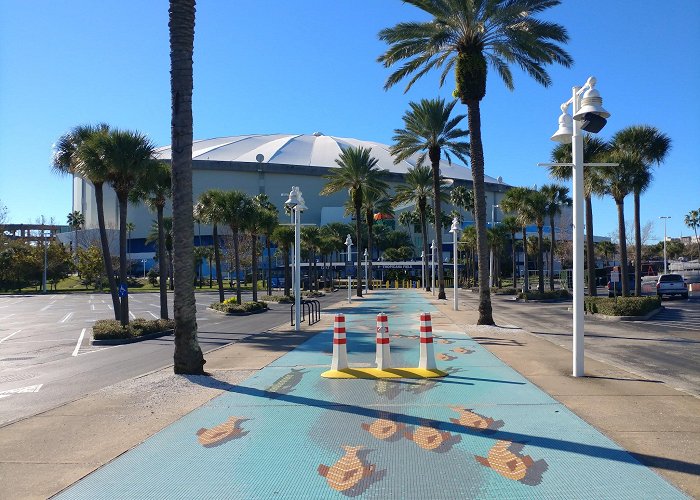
[155,132,501,184]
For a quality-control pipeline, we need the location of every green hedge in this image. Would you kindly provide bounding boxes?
[93,318,174,340]
[260,295,294,304]
[585,296,661,316]
[210,300,268,314]
[517,289,571,301]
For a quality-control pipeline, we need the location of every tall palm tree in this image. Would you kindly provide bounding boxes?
[596,240,616,267]
[146,217,174,293]
[321,146,389,297]
[685,209,700,260]
[527,191,548,292]
[301,225,322,292]
[169,0,205,374]
[272,225,295,297]
[130,160,172,318]
[501,187,535,292]
[221,190,252,304]
[451,185,474,222]
[390,98,469,301]
[245,202,277,302]
[99,129,157,326]
[252,194,279,296]
[362,192,393,290]
[52,124,120,319]
[487,224,508,287]
[379,0,572,323]
[459,225,477,287]
[610,126,671,295]
[550,136,609,296]
[540,184,572,291]
[195,190,226,303]
[501,216,520,289]
[66,210,85,258]
[392,165,437,291]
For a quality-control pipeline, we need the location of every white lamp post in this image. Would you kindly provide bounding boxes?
[659,216,670,274]
[489,204,500,288]
[285,186,307,331]
[363,248,369,293]
[42,230,48,293]
[450,217,461,310]
[430,239,436,297]
[142,259,147,278]
[420,250,425,290]
[549,76,611,378]
[345,234,353,303]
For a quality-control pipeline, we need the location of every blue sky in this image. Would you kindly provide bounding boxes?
[1,0,698,242]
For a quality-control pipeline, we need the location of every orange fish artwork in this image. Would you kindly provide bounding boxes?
[318,445,377,493]
[475,440,548,486]
[437,339,454,344]
[405,423,460,452]
[436,353,456,361]
[449,407,504,432]
[196,417,248,447]
[452,347,474,354]
[361,418,405,441]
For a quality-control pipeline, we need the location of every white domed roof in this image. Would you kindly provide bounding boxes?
[156,133,501,184]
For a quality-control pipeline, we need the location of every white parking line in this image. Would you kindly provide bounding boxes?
[147,311,158,319]
[72,328,86,357]
[131,298,142,303]
[0,313,15,321]
[149,304,160,308]
[40,302,55,312]
[107,305,113,310]
[0,330,22,344]
[644,321,700,332]
[59,312,74,323]
[91,304,95,311]
[129,311,136,320]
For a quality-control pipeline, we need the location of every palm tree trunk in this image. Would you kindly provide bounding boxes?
[283,244,291,296]
[633,191,642,296]
[511,232,517,290]
[537,225,545,293]
[465,100,494,323]
[213,225,224,302]
[429,150,446,300]
[157,205,168,319]
[616,198,629,296]
[168,250,174,290]
[117,194,129,327]
[169,0,205,375]
[251,233,258,302]
[420,208,429,291]
[585,195,597,296]
[522,227,529,292]
[549,215,556,291]
[233,229,242,303]
[93,183,120,319]
[367,222,374,290]
[266,235,272,296]
[208,255,212,287]
[355,205,363,297]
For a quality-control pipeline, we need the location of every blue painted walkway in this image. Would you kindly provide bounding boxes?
[59,290,686,499]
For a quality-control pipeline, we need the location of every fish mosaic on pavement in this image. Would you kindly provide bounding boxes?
[58,290,686,499]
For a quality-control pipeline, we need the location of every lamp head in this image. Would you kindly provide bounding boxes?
[430,239,436,249]
[364,248,368,257]
[573,86,610,120]
[297,193,308,212]
[551,111,573,144]
[284,186,299,208]
[450,217,460,234]
[345,234,353,247]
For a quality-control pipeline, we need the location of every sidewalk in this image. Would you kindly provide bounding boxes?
[40,289,693,499]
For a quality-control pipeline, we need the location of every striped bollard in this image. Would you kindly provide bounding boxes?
[331,314,348,371]
[375,313,391,370]
[419,312,436,370]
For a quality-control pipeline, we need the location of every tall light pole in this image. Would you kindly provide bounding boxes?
[420,250,425,290]
[489,204,500,288]
[549,76,611,378]
[660,216,670,274]
[142,259,147,278]
[285,186,306,331]
[450,217,461,310]
[363,248,369,293]
[345,234,353,303]
[430,239,436,297]
[42,229,48,293]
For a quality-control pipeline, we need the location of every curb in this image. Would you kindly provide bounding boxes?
[91,329,174,345]
[579,306,664,322]
[207,306,269,316]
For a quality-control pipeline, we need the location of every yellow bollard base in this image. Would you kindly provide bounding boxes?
[321,367,447,379]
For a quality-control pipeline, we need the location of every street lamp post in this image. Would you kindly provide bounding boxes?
[549,76,611,378]
[660,216,670,274]
[450,217,461,310]
[345,235,353,303]
[489,204,500,288]
[430,240,436,297]
[142,259,147,278]
[363,248,368,293]
[285,186,307,331]
[420,251,425,290]
[42,230,48,293]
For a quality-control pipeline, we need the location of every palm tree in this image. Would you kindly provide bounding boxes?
[221,190,252,304]
[52,124,120,319]
[501,216,520,290]
[362,192,393,290]
[550,136,609,296]
[459,225,477,287]
[451,185,474,222]
[252,194,279,296]
[685,209,700,260]
[610,126,671,295]
[321,146,389,297]
[301,225,322,292]
[146,217,174,294]
[169,0,204,374]
[195,190,226,303]
[244,202,277,302]
[272,225,295,297]
[66,210,85,259]
[540,184,572,290]
[390,98,469,301]
[130,160,172,318]
[596,240,616,267]
[527,191,548,293]
[501,187,535,292]
[488,224,508,288]
[392,165,437,291]
[379,0,572,323]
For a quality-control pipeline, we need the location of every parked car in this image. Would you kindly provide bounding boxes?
[656,274,688,299]
[607,274,635,297]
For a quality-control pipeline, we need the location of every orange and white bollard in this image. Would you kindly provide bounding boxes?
[375,313,391,370]
[419,312,436,370]
[331,314,348,371]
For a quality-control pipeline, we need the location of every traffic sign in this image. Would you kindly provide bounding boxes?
[118,283,128,297]
[610,271,620,283]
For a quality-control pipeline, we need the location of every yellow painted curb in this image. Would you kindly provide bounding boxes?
[321,367,447,379]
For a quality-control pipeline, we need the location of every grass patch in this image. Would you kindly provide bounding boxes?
[585,296,661,316]
[517,289,571,301]
[210,299,268,314]
[92,318,174,340]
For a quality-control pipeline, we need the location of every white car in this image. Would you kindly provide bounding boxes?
[656,274,688,299]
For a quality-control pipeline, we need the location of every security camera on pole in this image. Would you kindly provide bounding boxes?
[345,234,353,303]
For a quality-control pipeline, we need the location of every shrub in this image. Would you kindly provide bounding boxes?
[147,267,159,286]
[93,318,174,340]
[494,287,517,295]
[222,297,238,305]
[260,295,293,304]
[584,296,660,316]
[517,289,571,301]
[210,300,268,314]
[303,291,324,298]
